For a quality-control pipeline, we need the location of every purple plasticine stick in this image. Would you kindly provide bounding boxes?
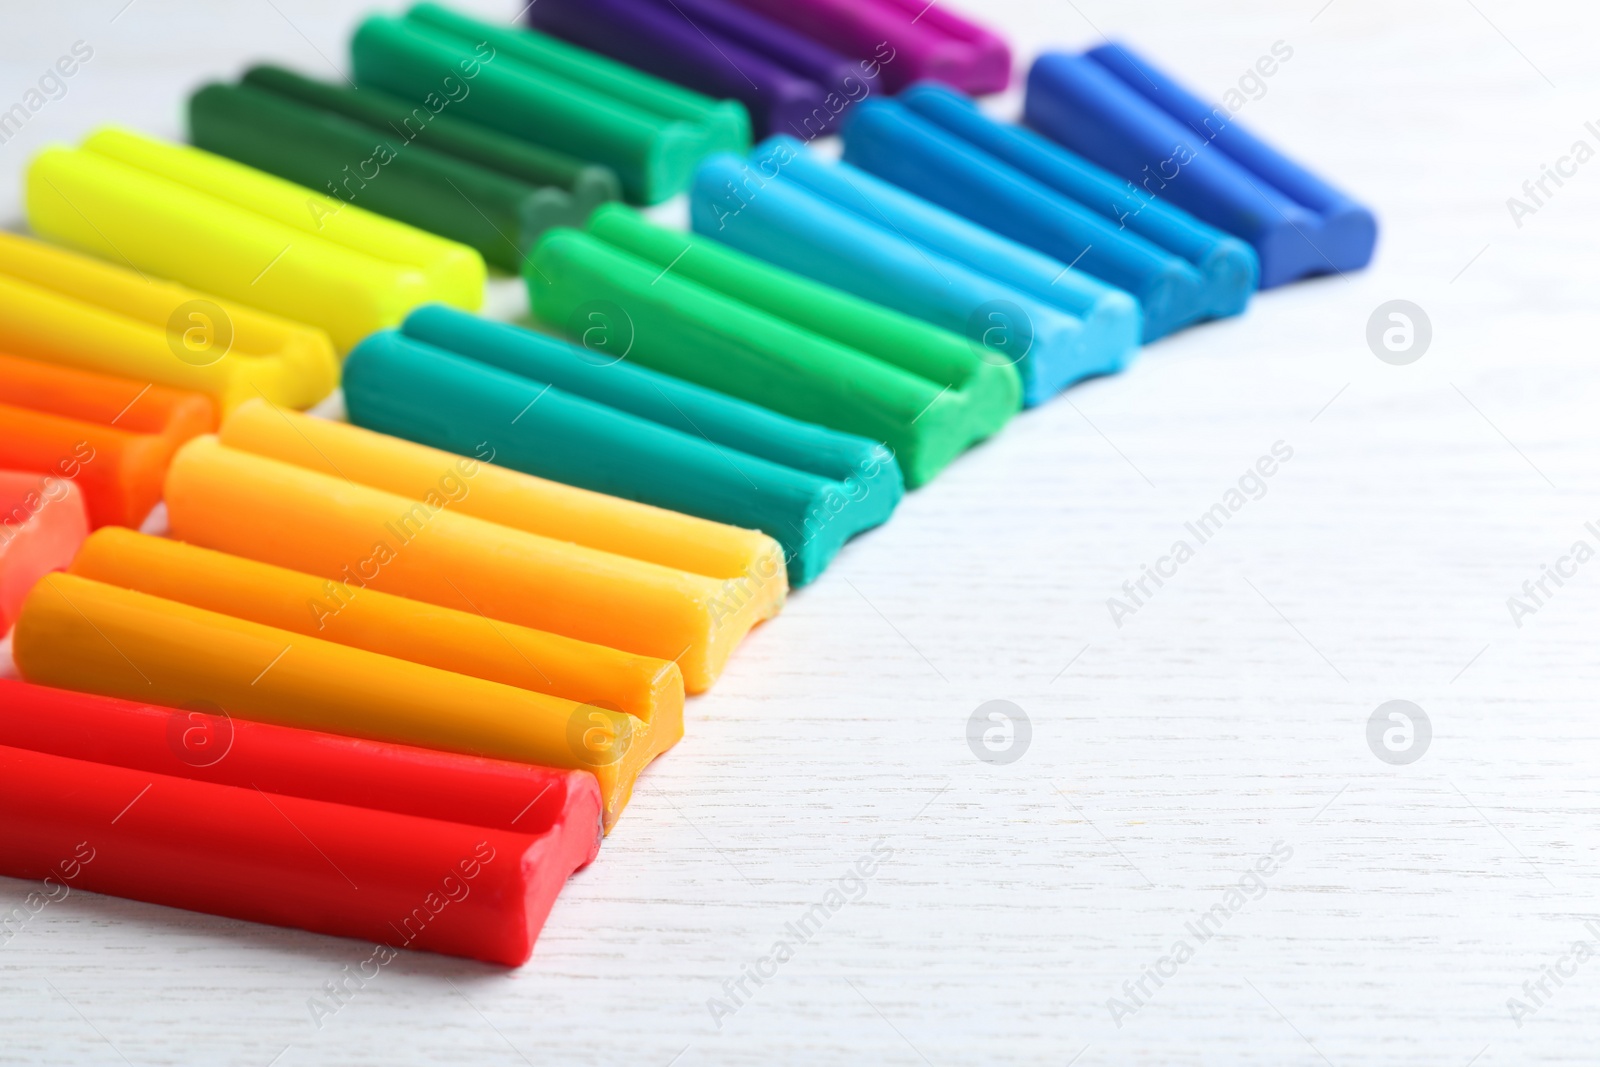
[528,0,872,138]
[727,0,1011,94]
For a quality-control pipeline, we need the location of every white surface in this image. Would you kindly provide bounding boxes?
[4,1,1600,1064]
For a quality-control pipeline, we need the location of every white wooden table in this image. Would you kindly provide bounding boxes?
[4,1,1599,1063]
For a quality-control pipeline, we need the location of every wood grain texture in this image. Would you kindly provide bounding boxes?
[3,0,1600,1063]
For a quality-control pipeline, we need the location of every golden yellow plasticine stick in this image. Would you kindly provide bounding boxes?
[70,527,683,727]
[0,232,337,413]
[164,434,784,693]
[26,127,485,351]
[11,573,668,831]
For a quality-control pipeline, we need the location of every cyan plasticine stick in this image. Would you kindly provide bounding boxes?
[527,0,868,139]
[343,306,902,587]
[691,139,1139,406]
[1024,45,1377,288]
[840,93,1254,341]
[887,83,1257,324]
[526,205,1020,487]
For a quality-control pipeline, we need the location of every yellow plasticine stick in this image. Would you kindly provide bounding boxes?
[71,527,684,726]
[11,573,669,831]
[164,436,782,693]
[0,233,338,413]
[219,398,786,584]
[25,127,485,351]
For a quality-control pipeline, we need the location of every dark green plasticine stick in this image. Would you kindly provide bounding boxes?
[239,66,618,196]
[526,205,1021,487]
[350,4,749,204]
[343,305,903,587]
[188,79,616,271]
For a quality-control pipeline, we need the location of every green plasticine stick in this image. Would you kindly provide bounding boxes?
[188,79,615,271]
[526,205,1021,487]
[350,4,749,204]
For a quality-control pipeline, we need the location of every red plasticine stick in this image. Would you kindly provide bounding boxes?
[0,680,601,965]
[0,471,88,633]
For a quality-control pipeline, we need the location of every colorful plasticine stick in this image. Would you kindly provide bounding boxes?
[728,0,1010,94]
[0,353,214,529]
[12,573,671,832]
[71,527,683,728]
[344,306,901,587]
[351,4,749,204]
[0,232,337,413]
[841,87,1258,340]
[0,679,600,965]
[1024,46,1377,288]
[526,0,871,138]
[26,127,484,351]
[164,419,784,693]
[189,68,621,271]
[528,205,1020,487]
[217,397,784,601]
[0,472,88,634]
[692,141,1138,406]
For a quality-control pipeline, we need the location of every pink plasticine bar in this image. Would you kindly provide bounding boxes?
[731,0,1010,94]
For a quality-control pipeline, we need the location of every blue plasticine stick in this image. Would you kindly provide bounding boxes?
[343,305,903,587]
[1024,46,1377,288]
[891,82,1257,321]
[692,140,1139,407]
[840,94,1247,341]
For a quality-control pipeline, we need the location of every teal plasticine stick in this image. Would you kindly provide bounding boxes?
[342,305,902,587]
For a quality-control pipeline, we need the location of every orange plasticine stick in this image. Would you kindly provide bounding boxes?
[0,352,214,529]
[12,572,672,831]
[217,397,783,584]
[71,527,683,726]
[163,434,783,693]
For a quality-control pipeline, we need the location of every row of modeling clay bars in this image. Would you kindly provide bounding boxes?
[0,5,1376,967]
[0,3,947,967]
[1,395,796,960]
[6,399,793,803]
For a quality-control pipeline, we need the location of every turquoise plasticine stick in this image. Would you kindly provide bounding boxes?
[343,305,902,587]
